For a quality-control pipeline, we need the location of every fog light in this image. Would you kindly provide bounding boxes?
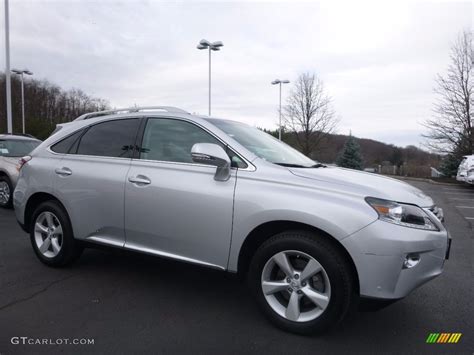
[403,253,420,269]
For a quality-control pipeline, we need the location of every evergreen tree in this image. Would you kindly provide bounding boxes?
[439,154,462,177]
[337,135,363,170]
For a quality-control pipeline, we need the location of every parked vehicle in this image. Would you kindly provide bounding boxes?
[0,134,41,208]
[456,155,474,185]
[14,107,450,334]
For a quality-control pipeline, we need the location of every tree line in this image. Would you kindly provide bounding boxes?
[0,73,109,139]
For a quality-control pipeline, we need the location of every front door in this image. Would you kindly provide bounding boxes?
[124,117,236,269]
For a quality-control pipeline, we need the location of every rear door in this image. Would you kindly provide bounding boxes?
[124,117,237,269]
[52,118,141,246]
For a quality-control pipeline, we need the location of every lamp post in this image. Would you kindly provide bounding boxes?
[4,0,12,133]
[271,79,290,140]
[197,39,223,116]
[12,69,33,134]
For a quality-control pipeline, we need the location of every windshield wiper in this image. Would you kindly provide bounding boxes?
[274,163,326,168]
[274,163,308,168]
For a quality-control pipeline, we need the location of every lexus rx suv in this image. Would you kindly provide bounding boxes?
[14,106,451,334]
[0,134,41,208]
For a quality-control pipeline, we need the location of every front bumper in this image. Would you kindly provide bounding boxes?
[341,219,449,299]
[457,174,474,184]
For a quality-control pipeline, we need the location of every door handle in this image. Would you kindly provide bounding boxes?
[128,175,151,186]
[55,167,72,176]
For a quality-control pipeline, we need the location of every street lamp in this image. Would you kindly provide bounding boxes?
[4,0,13,133]
[12,69,33,134]
[197,39,224,116]
[271,79,290,140]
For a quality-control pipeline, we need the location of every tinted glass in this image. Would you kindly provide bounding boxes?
[140,119,222,163]
[51,130,83,154]
[0,139,40,157]
[76,119,139,158]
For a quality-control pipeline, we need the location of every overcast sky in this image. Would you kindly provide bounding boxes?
[1,0,472,147]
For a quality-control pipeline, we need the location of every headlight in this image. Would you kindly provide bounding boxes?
[365,197,439,231]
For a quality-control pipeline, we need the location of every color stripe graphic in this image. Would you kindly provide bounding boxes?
[426,333,462,344]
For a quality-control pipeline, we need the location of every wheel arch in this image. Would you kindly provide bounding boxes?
[24,192,67,233]
[237,220,360,295]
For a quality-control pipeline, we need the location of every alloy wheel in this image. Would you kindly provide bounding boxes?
[0,181,10,205]
[34,211,63,258]
[261,250,331,322]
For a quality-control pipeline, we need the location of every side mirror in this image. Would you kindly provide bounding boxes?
[191,143,231,181]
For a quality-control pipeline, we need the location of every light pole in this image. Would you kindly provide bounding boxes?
[4,0,12,133]
[12,69,33,134]
[271,79,290,140]
[197,39,223,116]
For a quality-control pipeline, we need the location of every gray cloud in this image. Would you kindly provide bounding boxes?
[1,0,471,147]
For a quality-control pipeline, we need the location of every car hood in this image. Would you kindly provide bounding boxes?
[289,167,434,207]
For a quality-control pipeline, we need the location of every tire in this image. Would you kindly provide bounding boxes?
[30,200,83,267]
[248,230,355,335]
[0,175,13,209]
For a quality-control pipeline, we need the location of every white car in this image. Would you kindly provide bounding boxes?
[456,155,474,185]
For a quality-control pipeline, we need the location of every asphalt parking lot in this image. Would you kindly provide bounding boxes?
[0,180,472,355]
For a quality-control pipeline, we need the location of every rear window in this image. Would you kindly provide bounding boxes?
[51,129,84,154]
[0,139,40,157]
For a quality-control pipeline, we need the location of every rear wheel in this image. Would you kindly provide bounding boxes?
[248,231,354,334]
[0,176,13,209]
[30,201,83,266]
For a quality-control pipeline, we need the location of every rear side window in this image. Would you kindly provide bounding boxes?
[51,130,83,154]
[76,119,140,158]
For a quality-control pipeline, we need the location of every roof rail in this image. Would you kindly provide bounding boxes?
[74,106,189,121]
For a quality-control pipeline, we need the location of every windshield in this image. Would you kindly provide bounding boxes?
[208,119,317,167]
[0,139,40,157]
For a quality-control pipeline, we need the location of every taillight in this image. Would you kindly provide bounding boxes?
[17,155,32,171]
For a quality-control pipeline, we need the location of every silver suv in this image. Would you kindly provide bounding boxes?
[14,106,450,334]
[0,134,41,208]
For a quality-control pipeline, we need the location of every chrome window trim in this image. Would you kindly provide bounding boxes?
[130,157,237,171]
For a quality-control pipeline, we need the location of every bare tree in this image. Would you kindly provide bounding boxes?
[284,72,338,157]
[424,30,473,157]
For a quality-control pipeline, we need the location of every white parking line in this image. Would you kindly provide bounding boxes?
[444,192,474,195]
[449,198,474,200]
[465,217,474,220]
[442,188,471,191]
[456,206,474,209]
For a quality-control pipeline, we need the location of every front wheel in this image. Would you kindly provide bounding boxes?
[248,231,355,334]
[30,201,83,267]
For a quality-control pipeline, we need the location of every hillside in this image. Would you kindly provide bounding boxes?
[263,129,441,177]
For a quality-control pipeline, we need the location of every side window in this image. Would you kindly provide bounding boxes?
[140,118,222,163]
[51,129,84,154]
[76,119,140,158]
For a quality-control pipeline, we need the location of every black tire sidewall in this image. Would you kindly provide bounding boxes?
[30,201,81,267]
[249,231,353,335]
[0,175,13,208]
